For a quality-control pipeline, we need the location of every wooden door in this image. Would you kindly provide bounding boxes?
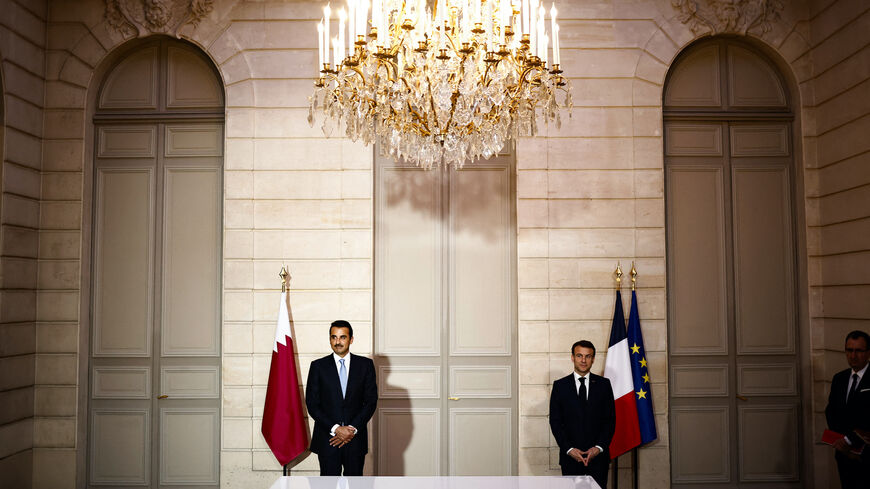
[374,152,517,475]
[88,40,224,488]
[664,39,802,487]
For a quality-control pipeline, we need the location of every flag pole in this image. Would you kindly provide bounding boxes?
[612,262,622,489]
[630,262,638,489]
[280,266,289,477]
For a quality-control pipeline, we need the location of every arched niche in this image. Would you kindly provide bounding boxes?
[663,37,806,488]
[86,36,225,489]
[664,38,789,111]
[97,38,224,113]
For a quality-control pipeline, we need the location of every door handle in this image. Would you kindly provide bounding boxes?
[736,395,747,402]
[448,397,460,401]
[158,395,169,399]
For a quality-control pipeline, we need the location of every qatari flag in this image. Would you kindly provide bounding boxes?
[603,289,641,458]
[261,290,309,466]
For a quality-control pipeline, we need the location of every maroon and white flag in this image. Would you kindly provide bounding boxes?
[261,290,308,465]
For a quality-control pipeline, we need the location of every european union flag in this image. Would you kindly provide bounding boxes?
[627,289,658,445]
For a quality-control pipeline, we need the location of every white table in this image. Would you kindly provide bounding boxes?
[270,476,600,489]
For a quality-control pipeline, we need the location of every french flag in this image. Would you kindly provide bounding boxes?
[603,290,641,458]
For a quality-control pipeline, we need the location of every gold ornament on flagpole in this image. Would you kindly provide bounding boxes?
[630,261,637,291]
[279,266,290,293]
[614,262,623,289]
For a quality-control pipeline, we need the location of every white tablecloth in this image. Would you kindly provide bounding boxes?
[270,476,600,489]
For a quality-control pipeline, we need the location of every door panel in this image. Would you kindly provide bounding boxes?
[670,407,730,483]
[737,404,798,481]
[161,167,221,356]
[448,408,511,476]
[449,366,511,398]
[667,164,728,355]
[97,126,157,157]
[90,409,150,485]
[375,153,517,476]
[376,165,441,356]
[159,408,220,484]
[449,166,512,355]
[92,367,151,399]
[732,167,795,354]
[160,366,220,398]
[93,168,154,357]
[377,408,440,476]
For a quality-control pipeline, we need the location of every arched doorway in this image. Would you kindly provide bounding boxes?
[664,38,803,487]
[86,38,224,488]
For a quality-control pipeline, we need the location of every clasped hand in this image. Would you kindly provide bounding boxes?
[329,426,356,448]
[568,446,600,466]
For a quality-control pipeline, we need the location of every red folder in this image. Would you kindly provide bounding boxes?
[822,429,864,455]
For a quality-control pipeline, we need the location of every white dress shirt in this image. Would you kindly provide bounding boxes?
[568,372,603,455]
[330,353,356,436]
[574,372,589,400]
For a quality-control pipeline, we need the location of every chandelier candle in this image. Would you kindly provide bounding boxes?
[310,0,573,168]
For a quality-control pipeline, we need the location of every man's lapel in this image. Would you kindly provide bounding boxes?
[344,353,361,397]
[587,374,599,404]
[857,366,870,394]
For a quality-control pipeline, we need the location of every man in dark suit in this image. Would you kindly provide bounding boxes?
[306,320,378,476]
[549,340,616,488]
[826,330,870,489]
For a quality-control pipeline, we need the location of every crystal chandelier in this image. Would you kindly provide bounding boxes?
[309,0,572,168]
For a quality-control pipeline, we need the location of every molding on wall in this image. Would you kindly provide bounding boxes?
[105,0,214,38]
[672,0,784,35]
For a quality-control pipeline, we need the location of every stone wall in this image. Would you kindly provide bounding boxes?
[803,0,870,487]
[0,0,45,486]
[211,2,375,483]
[514,0,677,482]
[0,0,860,487]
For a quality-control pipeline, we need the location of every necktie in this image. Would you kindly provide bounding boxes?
[847,373,859,402]
[578,377,587,403]
[339,358,348,398]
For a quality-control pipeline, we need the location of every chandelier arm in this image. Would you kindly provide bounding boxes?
[425,76,443,135]
[349,65,367,85]
[481,61,497,88]
[406,105,432,136]
[444,90,459,133]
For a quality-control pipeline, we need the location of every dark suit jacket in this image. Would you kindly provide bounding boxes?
[549,372,616,466]
[826,366,870,450]
[305,353,378,456]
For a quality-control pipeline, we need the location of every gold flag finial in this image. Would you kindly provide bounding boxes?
[630,261,637,291]
[615,262,623,289]
[279,266,289,293]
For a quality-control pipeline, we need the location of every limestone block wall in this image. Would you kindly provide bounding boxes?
[514,2,679,484]
[0,0,46,486]
[210,3,375,484]
[7,0,861,488]
[802,0,870,487]
[33,1,376,486]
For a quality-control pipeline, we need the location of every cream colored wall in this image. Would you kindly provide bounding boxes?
[212,3,375,484]
[802,0,870,487]
[0,0,45,486]
[0,0,857,488]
